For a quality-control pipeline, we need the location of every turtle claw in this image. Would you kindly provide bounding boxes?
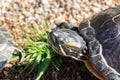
[12,46,25,62]
[80,27,95,42]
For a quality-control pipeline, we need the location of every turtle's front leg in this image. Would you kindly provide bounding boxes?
[79,27,95,42]
[88,39,120,80]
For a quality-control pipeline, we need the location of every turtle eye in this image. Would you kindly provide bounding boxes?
[53,32,59,37]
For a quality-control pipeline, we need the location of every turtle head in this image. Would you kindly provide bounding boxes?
[48,27,88,61]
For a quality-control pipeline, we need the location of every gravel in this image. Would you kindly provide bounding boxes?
[0,0,118,45]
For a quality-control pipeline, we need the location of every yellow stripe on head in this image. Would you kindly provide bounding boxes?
[65,42,81,48]
[59,45,67,56]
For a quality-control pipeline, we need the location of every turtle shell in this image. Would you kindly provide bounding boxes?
[0,26,15,70]
[79,6,120,79]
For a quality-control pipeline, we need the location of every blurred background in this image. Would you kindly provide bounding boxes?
[0,0,119,45]
[0,0,120,80]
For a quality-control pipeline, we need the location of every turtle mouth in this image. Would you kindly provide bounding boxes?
[62,45,88,61]
[48,32,60,53]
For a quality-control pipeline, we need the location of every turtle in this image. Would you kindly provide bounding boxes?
[0,26,23,70]
[48,6,120,80]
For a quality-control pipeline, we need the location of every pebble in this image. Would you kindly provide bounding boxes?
[91,7,101,13]
[70,18,76,24]
[41,0,49,5]
[105,0,112,5]
[72,3,80,10]
[52,8,58,14]
[54,16,65,24]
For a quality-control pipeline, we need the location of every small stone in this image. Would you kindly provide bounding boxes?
[91,7,101,13]
[54,17,65,24]
[104,0,112,5]
[20,15,24,20]
[93,3,101,8]
[76,15,82,19]
[72,3,80,10]
[60,2,66,7]
[34,14,41,22]
[37,2,42,7]
[28,16,35,21]
[6,0,12,3]
[70,18,76,24]
[41,0,49,5]
[58,8,64,13]
[52,8,58,14]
